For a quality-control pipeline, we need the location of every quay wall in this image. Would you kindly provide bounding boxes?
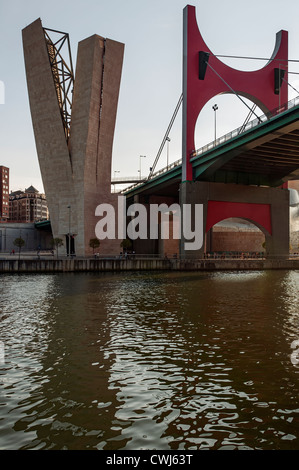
[1,258,299,273]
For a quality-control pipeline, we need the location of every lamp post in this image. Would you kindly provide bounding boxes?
[114,170,120,192]
[212,104,218,144]
[67,205,71,256]
[166,137,171,169]
[139,155,146,180]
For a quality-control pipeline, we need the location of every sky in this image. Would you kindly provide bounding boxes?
[1,0,299,192]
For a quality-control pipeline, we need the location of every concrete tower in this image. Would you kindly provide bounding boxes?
[22,19,124,256]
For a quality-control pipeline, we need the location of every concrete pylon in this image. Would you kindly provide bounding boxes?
[22,19,124,256]
[180,181,290,259]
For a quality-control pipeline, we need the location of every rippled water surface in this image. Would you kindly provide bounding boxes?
[0,270,298,450]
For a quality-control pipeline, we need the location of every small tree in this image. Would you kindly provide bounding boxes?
[13,237,25,260]
[89,238,100,254]
[120,238,132,252]
[52,238,64,259]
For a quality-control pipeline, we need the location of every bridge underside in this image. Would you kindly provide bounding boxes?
[192,105,299,187]
[124,107,299,259]
[196,129,299,187]
[125,105,299,206]
[127,179,290,259]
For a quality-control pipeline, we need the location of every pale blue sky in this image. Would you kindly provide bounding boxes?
[1,0,299,191]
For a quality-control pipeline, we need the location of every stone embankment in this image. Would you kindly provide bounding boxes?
[1,257,299,273]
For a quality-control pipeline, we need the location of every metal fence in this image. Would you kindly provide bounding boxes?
[123,94,299,193]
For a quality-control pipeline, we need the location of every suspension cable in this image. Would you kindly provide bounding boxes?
[282,77,299,96]
[148,93,183,180]
[206,62,263,122]
[238,104,257,135]
[213,54,299,63]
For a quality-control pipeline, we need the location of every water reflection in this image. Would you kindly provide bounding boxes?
[0,271,298,450]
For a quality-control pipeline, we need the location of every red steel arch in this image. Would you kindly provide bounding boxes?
[182,4,288,181]
[206,201,272,235]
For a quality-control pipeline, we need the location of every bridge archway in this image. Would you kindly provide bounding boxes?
[206,200,272,235]
[205,200,271,256]
[194,95,265,152]
[180,181,289,258]
[207,217,267,257]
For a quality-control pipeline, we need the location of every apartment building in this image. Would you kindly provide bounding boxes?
[0,166,9,221]
[9,185,49,223]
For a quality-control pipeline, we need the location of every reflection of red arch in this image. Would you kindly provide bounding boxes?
[206,201,272,235]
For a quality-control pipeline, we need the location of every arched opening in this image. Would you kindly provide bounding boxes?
[205,200,272,259]
[206,217,266,259]
[194,94,265,152]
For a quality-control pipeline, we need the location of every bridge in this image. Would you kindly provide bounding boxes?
[26,5,299,259]
[123,95,299,199]
[38,93,299,257]
[111,176,146,185]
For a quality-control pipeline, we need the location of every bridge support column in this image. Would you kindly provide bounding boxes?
[265,193,290,258]
[180,181,290,259]
[179,181,207,258]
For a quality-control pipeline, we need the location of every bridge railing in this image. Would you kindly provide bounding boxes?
[111,176,147,183]
[194,94,299,158]
[1,252,297,261]
[123,94,299,193]
[121,158,183,193]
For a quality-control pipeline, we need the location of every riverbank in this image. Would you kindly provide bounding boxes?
[1,257,299,273]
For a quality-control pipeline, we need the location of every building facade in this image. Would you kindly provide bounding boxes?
[0,222,52,253]
[0,166,9,222]
[9,186,49,223]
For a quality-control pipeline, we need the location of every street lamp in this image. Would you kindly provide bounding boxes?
[114,170,120,192]
[139,155,146,180]
[166,137,171,169]
[67,205,71,256]
[212,104,218,144]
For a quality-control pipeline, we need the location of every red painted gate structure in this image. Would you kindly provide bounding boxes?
[181,5,289,252]
[182,4,288,182]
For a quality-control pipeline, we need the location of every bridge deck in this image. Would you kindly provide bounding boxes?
[191,98,299,186]
[124,96,299,197]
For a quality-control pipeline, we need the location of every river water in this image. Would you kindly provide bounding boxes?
[0,270,298,450]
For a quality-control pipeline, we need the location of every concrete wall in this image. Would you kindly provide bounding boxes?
[130,194,180,257]
[289,184,299,252]
[0,223,52,253]
[212,226,265,253]
[69,35,124,256]
[1,257,299,273]
[22,19,76,244]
